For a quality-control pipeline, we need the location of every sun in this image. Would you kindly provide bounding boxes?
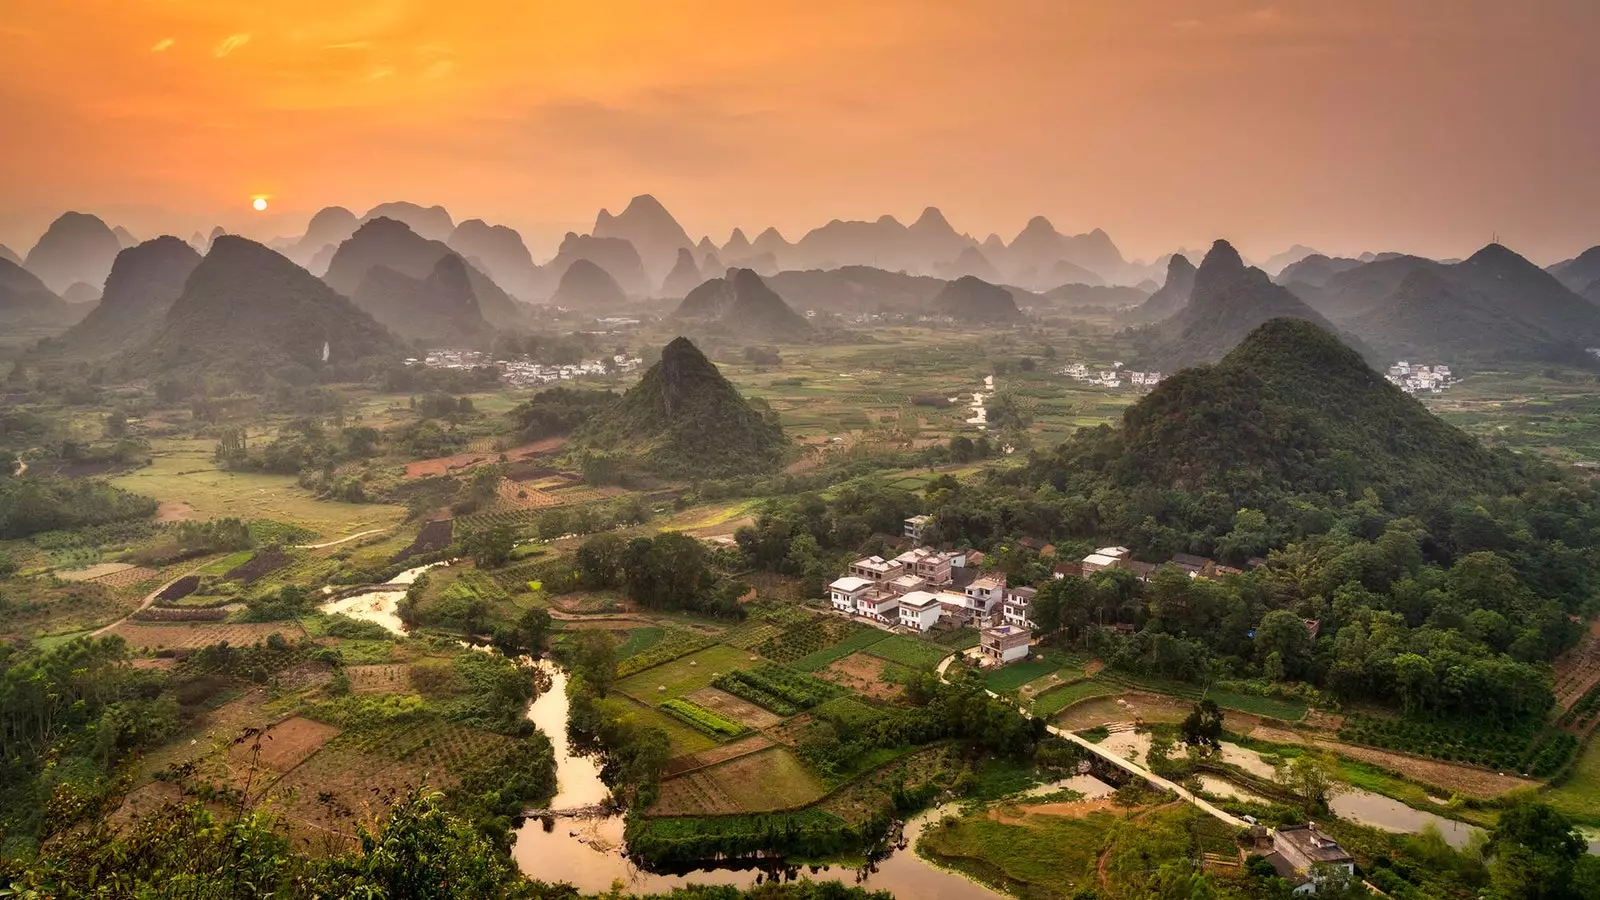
[251,197,268,212]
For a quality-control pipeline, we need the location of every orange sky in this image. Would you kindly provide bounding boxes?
[2,0,1597,262]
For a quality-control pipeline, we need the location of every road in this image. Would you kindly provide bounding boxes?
[295,528,388,550]
[936,653,1246,829]
[91,564,211,637]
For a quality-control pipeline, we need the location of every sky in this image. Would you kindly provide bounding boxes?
[1,0,1597,263]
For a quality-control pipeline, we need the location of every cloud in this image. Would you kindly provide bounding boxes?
[323,41,372,51]
[213,33,250,58]
[151,38,175,52]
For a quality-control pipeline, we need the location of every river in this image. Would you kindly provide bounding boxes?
[510,662,1034,899]
[317,562,447,636]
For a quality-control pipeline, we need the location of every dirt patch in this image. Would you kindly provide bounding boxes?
[989,797,1119,823]
[1054,693,1193,730]
[1249,724,1536,799]
[1553,617,1600,711]
[93,566,161,590]
[230,716,340,773]
[765,712,815,747]
[663,734,774,776]
[156,501,196,523]
[1083,659,1106,677]
[392,518,452,562]
[156,575,201,601]
[57,562,137,582]
[225,546,290,584]
[107,620,307,651]
[403,439,566,480]
[819,652,906,702]
[346,664,411,694]
[686,686,783,729]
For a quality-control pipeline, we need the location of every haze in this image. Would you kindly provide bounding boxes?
[2,0,1597,262]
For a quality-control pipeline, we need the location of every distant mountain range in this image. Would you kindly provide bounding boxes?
[550,259,627,309]
[350,253,494,345]
[931,276,1023,324]
[1284,244,1600,362]
[135,236,405,375]
[23,212,123,294]
[673,269,811,340]
[55,236,200,357]
[322,218,524,329]
[0,258,74,330]
[1136,240,1359,370]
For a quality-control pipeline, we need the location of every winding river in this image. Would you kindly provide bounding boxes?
[509,662,1038,899]
[317,562,447,636]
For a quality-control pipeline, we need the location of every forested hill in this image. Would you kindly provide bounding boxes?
[571,336,789,477]
[1040,318,1527,511]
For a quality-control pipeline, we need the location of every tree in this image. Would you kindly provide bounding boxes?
[1487,802,1587,900]
[568,631,617,698]
[512,607,551,655]
[1254,609,1312,680]
[1180,699,1224,752]
[1274,753,1339,817]
[460,524,515,568]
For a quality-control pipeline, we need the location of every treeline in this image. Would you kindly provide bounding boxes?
[0,473,157,540]
[574,531,749,620]
[509,387,618,442]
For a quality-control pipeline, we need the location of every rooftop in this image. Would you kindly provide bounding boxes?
[898,590,941,609]
[829,576,873,592]
[984,624,1030,637]
[1275,824,1353,864]
[1083,553,1119,567]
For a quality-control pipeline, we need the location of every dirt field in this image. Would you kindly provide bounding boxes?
[1249,724,1535,798]
[663,734,774,776]
[404,438,566,479]
[57,562,137,582]
[156,501,196,523]
[1554,618,1600,710]
[346,664,411,693]
[818,652,906,701]
[229,716,340,773]
[684,687,783,729]
[765,712,815,747]
[494,478,562,510]
[989,797,1120,824]
[94,566,162,590]
[106,620,308,651]
[1054,693,1196,731]
[651,747,826,816]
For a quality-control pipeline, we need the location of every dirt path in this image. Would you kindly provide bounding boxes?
[1249,724,1534,798]
[91,562,213,638]
[296,528,388,550]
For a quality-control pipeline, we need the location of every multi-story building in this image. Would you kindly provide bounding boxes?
[964,574,1008,625]
[1002,586,1037,629]
[904,515,932,540]
[1264,824,1354,894]
[979,624,1032,665]
[849,555,904,584]
[897,590,943,631]
[828,576,875,614]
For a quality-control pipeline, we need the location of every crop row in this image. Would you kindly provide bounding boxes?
[617,630,717,678]
[756,617,868,665]
[1337,714,1575,774]
[660,699,746,737]
[789,629,891,672]
[1557,681,1600,731]
[714,664,841,715]
[863,635,949,669]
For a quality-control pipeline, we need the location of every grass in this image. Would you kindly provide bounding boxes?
[985,657,1062,693]
[790,628,890,672]
[615,626,666,660]
[616,644,755,706]
[1541,734,1600,826]
[862,634,949,669]
[1206,690,1309,722]
[704,748,829,811]
[917,807,1114,897]
[600,695,719,757]
[197,550,253,576]
[1034,679,1119,718]
[108,437,405,536]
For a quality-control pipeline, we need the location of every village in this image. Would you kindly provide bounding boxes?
[410,348,643,387]
[1385,360,1455,395]
[824,515,1292,670]
[1059,361,1163,390]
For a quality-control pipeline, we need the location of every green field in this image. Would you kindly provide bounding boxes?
[616,644,755,705]
[862,634,949,669]
[1544,735,1600,826]
[1034,679,1120,717]
[600,695,719,756]
[109,437,405,536]
[790,628,891,672]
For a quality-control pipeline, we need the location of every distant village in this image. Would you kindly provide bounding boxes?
[823,515,1290,670]
[1059,361,1163,390]
[411,349,643,387]
[1385,361,1456,395]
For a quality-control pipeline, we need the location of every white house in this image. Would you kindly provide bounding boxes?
[829,576,874,614]
[897,591,943,632]
[1002,586,1037,629]
[904,515,932,540]
[964,575,1007,625]
[857,590,901,624]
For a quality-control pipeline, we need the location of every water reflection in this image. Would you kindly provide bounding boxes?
[1329,788,1483,848]
[317,562,446,636]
